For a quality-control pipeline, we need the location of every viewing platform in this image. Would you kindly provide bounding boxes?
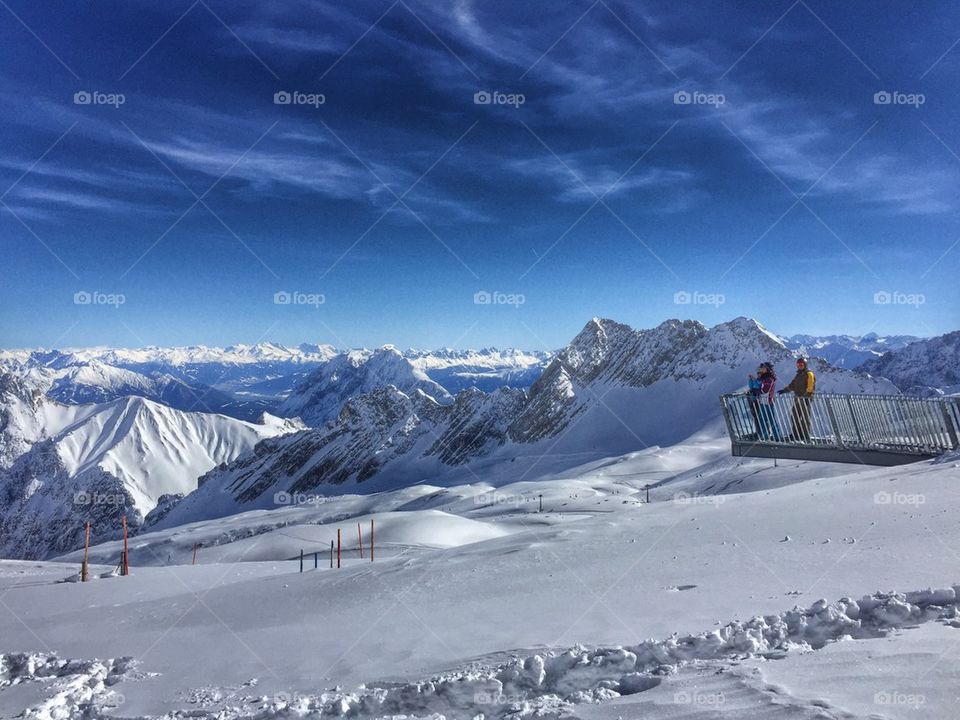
[720,392,960,466]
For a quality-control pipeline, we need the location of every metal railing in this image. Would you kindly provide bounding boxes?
[720,392,960,464]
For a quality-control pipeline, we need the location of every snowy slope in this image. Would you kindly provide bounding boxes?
[783,332,920,368]
[277,346,453,426]
[153,317,898,528]
[5,449,960,718]
[0,370,96,469]
[0,398,301,559]
[859,331,960,394]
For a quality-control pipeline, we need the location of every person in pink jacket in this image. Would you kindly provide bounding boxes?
[756,362,780,440]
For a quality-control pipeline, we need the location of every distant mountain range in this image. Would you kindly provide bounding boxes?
[859,332,960,395]
[780,333,921,368]
[0,344,553,422]
[151,317,898,530]
[3,321,955,560]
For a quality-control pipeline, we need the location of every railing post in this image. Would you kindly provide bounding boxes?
[719,395,738,449]
[942,399,960,450]
[824,397,844,447]
[845,396,863,446]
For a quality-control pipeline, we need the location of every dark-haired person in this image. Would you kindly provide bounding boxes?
[756,362,780,440]
[778,357,816,441]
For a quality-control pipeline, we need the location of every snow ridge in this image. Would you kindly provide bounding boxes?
[21,587,956,719]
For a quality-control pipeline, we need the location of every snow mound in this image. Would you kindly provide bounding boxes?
[0,652,134,718]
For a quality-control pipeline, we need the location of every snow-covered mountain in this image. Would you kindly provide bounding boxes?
[277,347,454,426]
[153,317,898,528]
[2,344,552,425]
[405,348,552,393]
[782,333,921,368]
[0,395,301,559]
[508,317,897,447]
[43,360,276,420]
[858,331,960,395]
[7,343,340,404]
[0,370,95,469]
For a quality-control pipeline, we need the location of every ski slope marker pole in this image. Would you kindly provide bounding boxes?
[121,515,129,576]
[299,549,304,573]
[329,540,333,568]
[358,522,363,559]
[314,551,318,569]
[81,522,90,582]
[337,528,341,568]
[370,518,374,562]
[192,543,199,565]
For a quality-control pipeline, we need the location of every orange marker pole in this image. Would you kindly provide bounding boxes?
[81,522,91,582]
[370,518,374,562]
[121,515,129,576]
[337,528,341,569]
[357,522,363,559]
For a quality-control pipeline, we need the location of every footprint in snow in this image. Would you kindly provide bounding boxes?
[664,584,697,592]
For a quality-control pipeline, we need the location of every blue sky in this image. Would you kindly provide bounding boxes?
[1,0,958,351]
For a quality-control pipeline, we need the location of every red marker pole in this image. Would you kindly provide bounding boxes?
[81,522,91,582]
[337,528,341,569]
[358,522,363,559]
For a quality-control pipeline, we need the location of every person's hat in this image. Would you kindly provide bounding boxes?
[796,357,807,366]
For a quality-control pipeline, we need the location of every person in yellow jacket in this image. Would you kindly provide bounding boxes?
[778,357,816,441]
